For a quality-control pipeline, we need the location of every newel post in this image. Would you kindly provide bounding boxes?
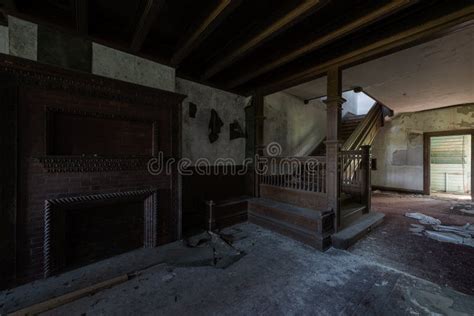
[361,145,372,213]
[325,67,345,232]
[254,92,265,197]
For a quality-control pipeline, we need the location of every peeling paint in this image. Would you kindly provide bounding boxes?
[373,104,474,191]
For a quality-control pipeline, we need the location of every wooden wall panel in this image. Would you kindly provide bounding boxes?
[0,76,18,290]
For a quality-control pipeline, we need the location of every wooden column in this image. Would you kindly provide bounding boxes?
[254,92,265,197]
[361,145,372,213]
[0,76,18,289]
[325,67,344,231]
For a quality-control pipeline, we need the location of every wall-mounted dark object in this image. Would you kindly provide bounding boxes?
[371,158,377,171]
[209,109,223,143]
[230,120,245,140]
[189,102,197,118]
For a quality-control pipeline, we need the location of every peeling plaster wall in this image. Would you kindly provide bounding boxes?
[372,104,474,191]
[8,16,37,60]
[176,78,249,164]
[1,15,250,165]
[0,25,9,54]
[92,43,175,92]
[264,92,327,156]
[1,16,175,93]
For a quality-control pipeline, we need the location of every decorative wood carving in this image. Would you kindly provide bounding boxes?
[0,54,186,107]
[0,54,183,284]
[39,106,159,173]
[36,156,152,173]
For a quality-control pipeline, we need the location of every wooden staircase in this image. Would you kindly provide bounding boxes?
[248,198,334,251]
[247,102,393,251]
[311,113,366,156]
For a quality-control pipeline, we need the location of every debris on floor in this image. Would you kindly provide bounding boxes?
[424,231,474,248]
[179,230,246,269]
[433,224,474,238]
[451,202,474,216]
[405,213,442,225]
[405,212,474,248]
[409,224,425,236]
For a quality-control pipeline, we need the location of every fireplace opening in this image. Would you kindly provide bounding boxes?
[44,190,158,278]
[64,200,144,271]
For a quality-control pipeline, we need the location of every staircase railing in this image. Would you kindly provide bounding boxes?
[340,147,371,210]
[257,156,327,194]
[342,102,389,151]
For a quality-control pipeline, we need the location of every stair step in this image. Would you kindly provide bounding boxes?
[248,198,331,251]
[249,198,321,221]
[332,212,385,249]
[341,203,365,228]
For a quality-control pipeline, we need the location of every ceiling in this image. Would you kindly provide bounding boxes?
[1,0,473,96]
[285,25,474,113]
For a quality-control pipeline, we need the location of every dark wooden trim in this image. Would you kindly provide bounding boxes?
[423,133,431,195]
[372,185,425,195]
[0,53,186,106]
[252,6,474,96]
[75,0,88,34]
[130,0,165,53]
[226,0,414,89]
[202,0,326,80]
[171,0,241,66]
[0,76,18,289]
[423,129,474,197]
[423,129,474,138]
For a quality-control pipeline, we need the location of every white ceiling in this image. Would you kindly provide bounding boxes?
[285,25,474,113]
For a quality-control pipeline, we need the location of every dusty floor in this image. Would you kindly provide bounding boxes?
[2,194,474,315]
[352,192,474,296]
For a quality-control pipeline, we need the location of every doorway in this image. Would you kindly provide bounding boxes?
[424,130,473,200]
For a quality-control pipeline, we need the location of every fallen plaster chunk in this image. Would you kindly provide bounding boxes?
[432,224,474,238]
[405,213,442,225]
[409,224,425,236]
[460,209,474,215]
[424,231,474,248]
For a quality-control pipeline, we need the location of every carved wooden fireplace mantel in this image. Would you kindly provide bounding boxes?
[0,53,186,288]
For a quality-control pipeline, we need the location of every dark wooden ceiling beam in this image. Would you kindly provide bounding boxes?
[226,0,415,89]
[1,0,16,11]
[75,0,88,34]
[251,5,474,96]
[171,0,241,67]
[131,0,165,53]
[202,0,325,80]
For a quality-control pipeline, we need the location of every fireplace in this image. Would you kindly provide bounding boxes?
[0,55,184,288]
[44,190,158,278]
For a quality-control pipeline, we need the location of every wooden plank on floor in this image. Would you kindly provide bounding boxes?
[9,275,130,316]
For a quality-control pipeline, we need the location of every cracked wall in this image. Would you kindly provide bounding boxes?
[372,104,474,191]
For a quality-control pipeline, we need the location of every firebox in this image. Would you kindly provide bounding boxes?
[43,190,158,278]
